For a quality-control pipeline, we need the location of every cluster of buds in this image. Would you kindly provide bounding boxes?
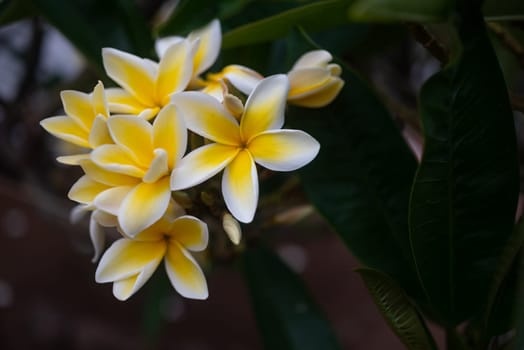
[40,20,344,301]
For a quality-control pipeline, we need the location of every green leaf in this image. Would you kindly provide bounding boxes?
[408,3,519,326]
[483,0,524,21]
[243,244,342,350]
[481,219,524,336]
[347,0,524,22]
[156,0,252,36]
[356,267,437,350]
[222,0,352,49]
[30,0,154,71]
[348,0,452,22]
[289,42,421,300]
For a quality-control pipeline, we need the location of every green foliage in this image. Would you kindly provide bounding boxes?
[222,0,352,49]
[356,267,437,350]
[348,0,452,22]
[409,2,519,326]
[243,244,342,350]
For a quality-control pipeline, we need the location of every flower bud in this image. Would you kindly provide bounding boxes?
[287,50,344,108]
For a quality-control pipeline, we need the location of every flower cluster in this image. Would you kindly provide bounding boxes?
[40,20,343,301]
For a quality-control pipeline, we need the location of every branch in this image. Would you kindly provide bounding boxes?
[405,22,449,65]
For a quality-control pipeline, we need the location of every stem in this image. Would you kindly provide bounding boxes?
[405,22,450,65]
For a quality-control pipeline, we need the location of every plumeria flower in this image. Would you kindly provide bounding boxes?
[287,50,344,108]
[102,40,193,120]
[95,213,208,301]
[88,104,187,237]
[170,75,320,223]
[155,19,263,102]
[40,81,111,165]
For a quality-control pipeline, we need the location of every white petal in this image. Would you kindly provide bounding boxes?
[155,36,184,59]
[187,19,221,75]
[291,50,333,70]
[91,144,145,178]
[248,129,320,171]
[91,80,109,117]
[88,115,112,148]
[96,238,166,282]
[92,209,118,227]
[105,87,152,115]
[287,67,330,99]
[60,90,94,131]
[222,149,258,223]
[170,143,239,191]
[118,177,171,237]
[169,215,208,252]
[107,116,154,167]
[171,91,241,145]
[102,48,157,106]
[94,186,133,216]
[156,39,193,105]
[89,213,106,262]
[40,116,89,148]
[165,241,208,300]
[57,154,90,166]
[80,159,139,187]
[153,104,187,169]
[288,77,344,108]
[223,65,263,95]
[70,204,91,224]
[68,175,110,204]
[96,238,166,300]
[240,75,289,141]
[143,149,169,183]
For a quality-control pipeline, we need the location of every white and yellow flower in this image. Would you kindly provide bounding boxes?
[287,50,344,108]
[102,39,193,119]
[170,75,320,223]
[95,214,208,301]
[86,104,187,237]
[40,81,111,165]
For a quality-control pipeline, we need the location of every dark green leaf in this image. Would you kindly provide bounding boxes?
[356,267,437,350]
[30,0,154,71]
[483,0,524,21]
[289,39,421,300]
[409,3,519,325]
[243,244,342,350]
[222,0,352,49]
[347,0,524,22]
[156,0,251,36]
[481,219,524,336]
[348,0,452,22]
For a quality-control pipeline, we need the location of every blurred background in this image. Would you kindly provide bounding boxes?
[0,0,523,349]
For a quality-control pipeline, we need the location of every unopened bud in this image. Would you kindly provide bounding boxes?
[222,213,242,245]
